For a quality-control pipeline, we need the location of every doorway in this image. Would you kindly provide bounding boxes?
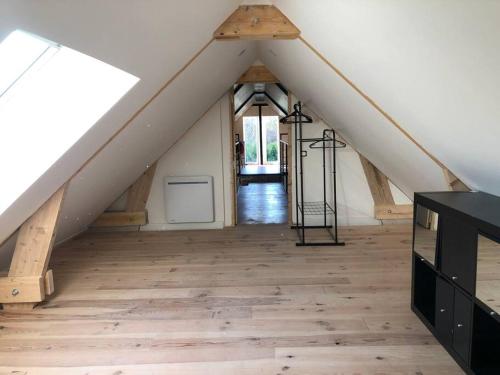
[235,103,289,225]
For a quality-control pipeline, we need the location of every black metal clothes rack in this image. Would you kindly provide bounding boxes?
[280,102,346,246]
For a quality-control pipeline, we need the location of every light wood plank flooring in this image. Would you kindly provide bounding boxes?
[237,183,288,224]
[0,224,463,374]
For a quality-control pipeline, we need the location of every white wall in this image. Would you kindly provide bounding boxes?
[270,0,500,196]
[143,95,233,231]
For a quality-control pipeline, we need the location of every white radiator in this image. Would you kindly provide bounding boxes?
[164,176,214,223]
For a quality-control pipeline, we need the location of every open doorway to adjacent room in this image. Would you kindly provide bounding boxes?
[242,111,280,174]
[232,78,291,225]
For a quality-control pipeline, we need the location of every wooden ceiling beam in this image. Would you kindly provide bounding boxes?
[214,5,300,40]
[237,65,279,84]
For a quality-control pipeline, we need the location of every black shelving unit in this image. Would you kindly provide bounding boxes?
[280,101,346,246]
[412,191,500,375]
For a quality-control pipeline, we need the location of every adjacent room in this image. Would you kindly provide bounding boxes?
[1,1,500,374]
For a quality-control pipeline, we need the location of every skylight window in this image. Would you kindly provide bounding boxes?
[0,30,139,215]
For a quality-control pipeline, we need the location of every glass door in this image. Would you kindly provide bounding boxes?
[243,116,259,164]
[262,116,279,165]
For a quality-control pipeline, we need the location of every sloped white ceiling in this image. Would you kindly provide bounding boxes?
[0,0,253,246]
[58,40,256,241]
[269,0,500,195]
[259,39,447,198]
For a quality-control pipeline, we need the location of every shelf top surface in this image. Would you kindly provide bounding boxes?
[416,191,500,230]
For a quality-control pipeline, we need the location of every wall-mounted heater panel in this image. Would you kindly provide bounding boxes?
[164,176,214,224]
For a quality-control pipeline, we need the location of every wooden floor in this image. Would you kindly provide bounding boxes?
[0,224,464,374]
[237,183,288,224]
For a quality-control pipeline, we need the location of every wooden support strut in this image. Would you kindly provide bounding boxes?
[359,155,413,220]
[1,185,66,310]
[126,162,157,212]
[91,162,157,228]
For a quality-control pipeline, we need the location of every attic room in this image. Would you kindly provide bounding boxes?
[1,1,499,374]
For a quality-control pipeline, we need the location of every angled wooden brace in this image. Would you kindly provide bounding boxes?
[90,162,157,228]
[359,155,413,220]
[1,185,67,310]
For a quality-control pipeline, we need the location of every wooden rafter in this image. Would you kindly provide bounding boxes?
[1,185,66,310]
[214,5,300,40]
[237,65,279,84]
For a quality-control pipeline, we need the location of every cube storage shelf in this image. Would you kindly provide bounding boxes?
[412,191,500,375]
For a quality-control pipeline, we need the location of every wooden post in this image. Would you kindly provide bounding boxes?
[1,185,67,310]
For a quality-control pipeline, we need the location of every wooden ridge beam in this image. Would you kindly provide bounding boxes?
[2,186,66,310]
[238,65,279,84]
[214,5,300,40]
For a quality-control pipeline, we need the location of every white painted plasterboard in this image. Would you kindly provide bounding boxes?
[259,39,448,199]
[56,41,256,242]
[273,0,500,195]
[0,0,242,245]
[144,96,231,230]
